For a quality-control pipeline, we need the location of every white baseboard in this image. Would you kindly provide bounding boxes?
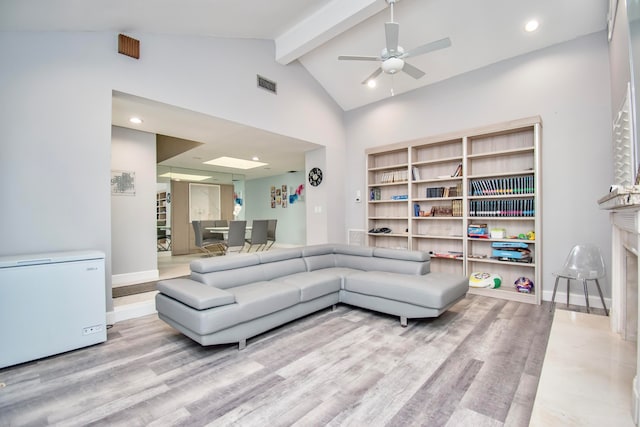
[112,269,159,287]
[542,289,611,310]
[634,375,640,425]
[110,299,157,324]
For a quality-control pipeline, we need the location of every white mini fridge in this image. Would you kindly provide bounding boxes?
[0,250,107,368]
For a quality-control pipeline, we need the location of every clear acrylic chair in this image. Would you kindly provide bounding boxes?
[551,244,608,316]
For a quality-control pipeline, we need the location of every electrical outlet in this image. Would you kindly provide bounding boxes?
[82,325,104,335]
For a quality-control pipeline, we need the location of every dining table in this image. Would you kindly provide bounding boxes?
[204,226,252,238]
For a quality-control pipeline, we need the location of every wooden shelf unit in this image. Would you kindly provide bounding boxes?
[157,191,167,224]
[366,117,542,304]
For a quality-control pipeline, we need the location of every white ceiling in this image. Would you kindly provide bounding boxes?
[2,0,610,178]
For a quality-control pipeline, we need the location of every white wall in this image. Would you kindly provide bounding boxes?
[111,126,158,284]
[344,32,613,300]
[244,172,307,246]
[0,31,346,314]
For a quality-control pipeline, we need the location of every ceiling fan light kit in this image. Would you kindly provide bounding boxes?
[338,0,451,86]
[381,57,404,74]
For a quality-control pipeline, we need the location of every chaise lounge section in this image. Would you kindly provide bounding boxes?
[155,244,468,349]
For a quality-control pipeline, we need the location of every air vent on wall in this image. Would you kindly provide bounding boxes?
[118,34,140,59]
[257,75,277,94]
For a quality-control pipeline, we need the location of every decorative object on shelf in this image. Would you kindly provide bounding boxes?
[492,241,531,262]
[369,227,392,234]
[490,228,506,239]
[469,272,502,289]
[468,223,489,238]
[308,167,323,186]
[514,277,534,293]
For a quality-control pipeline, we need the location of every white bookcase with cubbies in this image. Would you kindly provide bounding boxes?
[365,117,541,304]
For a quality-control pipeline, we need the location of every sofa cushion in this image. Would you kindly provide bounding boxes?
[157,278,235,310]
[344,271,468,309]
[335,254,379,271]
[373,247,430,262]
[301,244,336,257]
[276,271,342,301]
[261,258,307,281]
[190,253,259,274]
[231,281,301,321]
[334,245,375,257]
[257,248,303,263]
[303,254,337,271]
[192,264,266,289]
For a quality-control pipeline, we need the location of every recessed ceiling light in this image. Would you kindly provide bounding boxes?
[252,156,260,161]
[158,172,210,181]
[203,156,268,170]
[525,19,539,32]
[129,117,143,124]
[367,79,377,88]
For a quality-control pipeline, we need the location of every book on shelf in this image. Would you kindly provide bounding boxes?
[469,175,534,196]
[469,198,534,217]
[426,185,461,199]
[412,166,421,181]
[380,169,408,183]
[431,206,453,216]
[452,200,463,216]
[452,163,462,177]
[369,187,381,201]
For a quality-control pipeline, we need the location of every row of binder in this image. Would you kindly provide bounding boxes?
[469,175,534,196]
[469,198,535,217]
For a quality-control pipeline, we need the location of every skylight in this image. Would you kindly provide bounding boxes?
[203,156,268,170]
[158,172,211,181]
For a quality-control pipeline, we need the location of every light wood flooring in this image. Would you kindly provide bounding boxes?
[0,295,553,426]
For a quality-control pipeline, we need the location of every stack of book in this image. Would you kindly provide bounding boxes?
[491,242,531,263]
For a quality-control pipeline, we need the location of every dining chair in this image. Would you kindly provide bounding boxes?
[192,220,225,256]
[266,219,277,250]
[225,220,247,254]
[157,223,171,251]
[551,244,609,316]
[246,219,268,252]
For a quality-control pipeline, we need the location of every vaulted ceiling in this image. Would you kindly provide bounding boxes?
[1,0,610,178]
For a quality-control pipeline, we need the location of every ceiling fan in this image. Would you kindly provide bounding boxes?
[338,0,451,85]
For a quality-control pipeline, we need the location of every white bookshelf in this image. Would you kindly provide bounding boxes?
[366,117,542,304]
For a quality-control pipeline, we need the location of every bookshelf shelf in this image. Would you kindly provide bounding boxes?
[366,116,542,304]
[467,146,534,160]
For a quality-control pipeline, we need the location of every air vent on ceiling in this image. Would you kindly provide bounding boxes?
[118,34,140,59]
[257,75,277,94]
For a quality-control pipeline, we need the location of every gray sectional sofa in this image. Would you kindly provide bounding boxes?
[155,244,468,349]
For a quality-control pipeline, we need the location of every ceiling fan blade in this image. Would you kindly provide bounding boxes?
[402,62,426,79]
[403,37,451,58]
[361,67,383,85]
[385,22,399,54]
[338,55,380,61]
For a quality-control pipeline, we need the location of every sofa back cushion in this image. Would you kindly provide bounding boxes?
[190,253,260,274]
[257,248,306,280]
[191,264,266,289]
[301,244,336,271]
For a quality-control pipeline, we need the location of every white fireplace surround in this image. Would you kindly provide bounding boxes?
[603,201,640,424]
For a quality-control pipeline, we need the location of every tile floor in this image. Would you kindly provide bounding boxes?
[530,309,637,426]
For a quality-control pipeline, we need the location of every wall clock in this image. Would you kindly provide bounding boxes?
[308,167,323,186]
